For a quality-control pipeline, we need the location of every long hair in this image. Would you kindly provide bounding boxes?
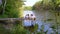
[25,14,30,20]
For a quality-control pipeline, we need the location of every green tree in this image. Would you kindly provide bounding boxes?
[32,0,60,11]
[0,0,24,18]
[24,6,32,10]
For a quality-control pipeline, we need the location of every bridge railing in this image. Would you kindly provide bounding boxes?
[0,18,24,21]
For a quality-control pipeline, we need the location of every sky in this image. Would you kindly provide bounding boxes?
[24,0,41,6]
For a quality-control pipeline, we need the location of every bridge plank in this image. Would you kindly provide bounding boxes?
[0,18,24,21]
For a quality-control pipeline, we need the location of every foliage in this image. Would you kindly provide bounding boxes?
[0,0,24,18]
[9,24,30,34]
[32,0,60,11]
[0,23,30,34]
[24,6,32,10]
[36,25,48,34]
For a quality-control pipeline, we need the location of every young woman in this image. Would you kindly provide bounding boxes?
[23,14,32,29]
[23,14,36,32]
[30,14,36,26]
[23,14,36,27]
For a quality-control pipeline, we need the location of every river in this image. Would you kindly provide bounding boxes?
[23,10,59,34]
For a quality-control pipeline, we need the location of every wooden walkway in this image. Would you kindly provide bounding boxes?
[0,18,24,21]
[0,18,24,24]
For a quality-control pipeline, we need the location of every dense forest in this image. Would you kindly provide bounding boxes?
[0,0,24,18]
[0,0,28,34]
[32,0,60,11]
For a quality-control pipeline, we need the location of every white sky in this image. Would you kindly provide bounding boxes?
[24,0,41,6]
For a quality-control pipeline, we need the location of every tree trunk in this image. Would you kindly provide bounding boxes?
[0,0,7,15]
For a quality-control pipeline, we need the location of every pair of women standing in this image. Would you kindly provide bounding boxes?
[23,14,37,33]
[23,14,36,27]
